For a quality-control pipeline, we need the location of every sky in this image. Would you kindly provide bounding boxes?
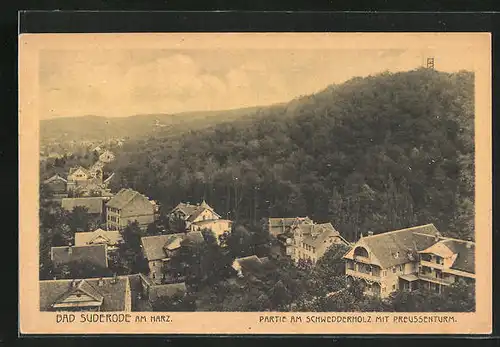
[39,47,475,119]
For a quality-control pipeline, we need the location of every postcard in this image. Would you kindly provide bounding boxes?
[19,32,492,334]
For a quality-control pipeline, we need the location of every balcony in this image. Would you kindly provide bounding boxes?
[420,260,445,270]
[353,255,371,264]
[346,268,381,283]
[418,273,454,286]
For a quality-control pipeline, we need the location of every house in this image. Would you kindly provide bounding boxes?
[232,255,270,278]
[42,174,68,197]
[67,166,103,192]
[99,150,115,163]
[105,188,155,230]
[170,200,228,239]
[170,200,221,229]
[283,222,350,264]
[343,224,443,298]
[50,244,108,269]
[67,166,91,182]
[75,228,123,252]
[61,197,105,217]
[141,231,205,284]
[140,233,186,284]
[267,217,313,237]
[39,276,131,311]
[417,237,475,294]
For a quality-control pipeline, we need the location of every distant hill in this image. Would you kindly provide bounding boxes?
[39,105,273,146]
[106,68,475,242]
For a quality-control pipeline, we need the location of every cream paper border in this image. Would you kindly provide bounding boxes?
[19,33,492,335]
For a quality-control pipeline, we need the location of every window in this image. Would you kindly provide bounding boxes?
[312,248,315,253]
[382,287,386,292]
[383,270,387,276]
[392,267,396,273]
[392,284,396,290]
[399,265,404,272]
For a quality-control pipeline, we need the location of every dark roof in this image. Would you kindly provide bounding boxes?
[51,244,108,268]
[61,197,104,214]
[39,277,130,311]
[106,188,149,210]
[141,234,185,261]
[148,282,187,302]
[441,239,475,274]
[303,226,341,248]
[349,224,440,269]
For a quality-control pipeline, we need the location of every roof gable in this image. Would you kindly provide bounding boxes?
[53,280,104,308]
[68,166,90,178]
[141,234,185,261]
[344,224,440,268]
[75,230,122,247]
[302,226,342,249]
[40,277,130,311]
[418,241,455,258]
[172,201,220,221]
[106,188,152,211]
[44,174,68,184]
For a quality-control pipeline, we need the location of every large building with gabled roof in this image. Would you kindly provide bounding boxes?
[105,188,156,230]
[343,224,475,298]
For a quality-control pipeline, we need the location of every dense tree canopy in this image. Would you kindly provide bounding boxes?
[108,68,474,241]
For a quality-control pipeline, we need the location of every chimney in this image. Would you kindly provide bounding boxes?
[367,231,373,237]
[98,278,104,287]
[111,273,118,284]
[71,280,77,287]
[67,246,73,256]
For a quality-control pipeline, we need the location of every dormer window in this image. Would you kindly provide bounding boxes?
[353,247,369,259]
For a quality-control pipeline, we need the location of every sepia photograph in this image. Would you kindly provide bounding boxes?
[19,32,491,334]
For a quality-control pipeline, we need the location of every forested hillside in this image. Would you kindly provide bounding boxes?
[108,68,475,242]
